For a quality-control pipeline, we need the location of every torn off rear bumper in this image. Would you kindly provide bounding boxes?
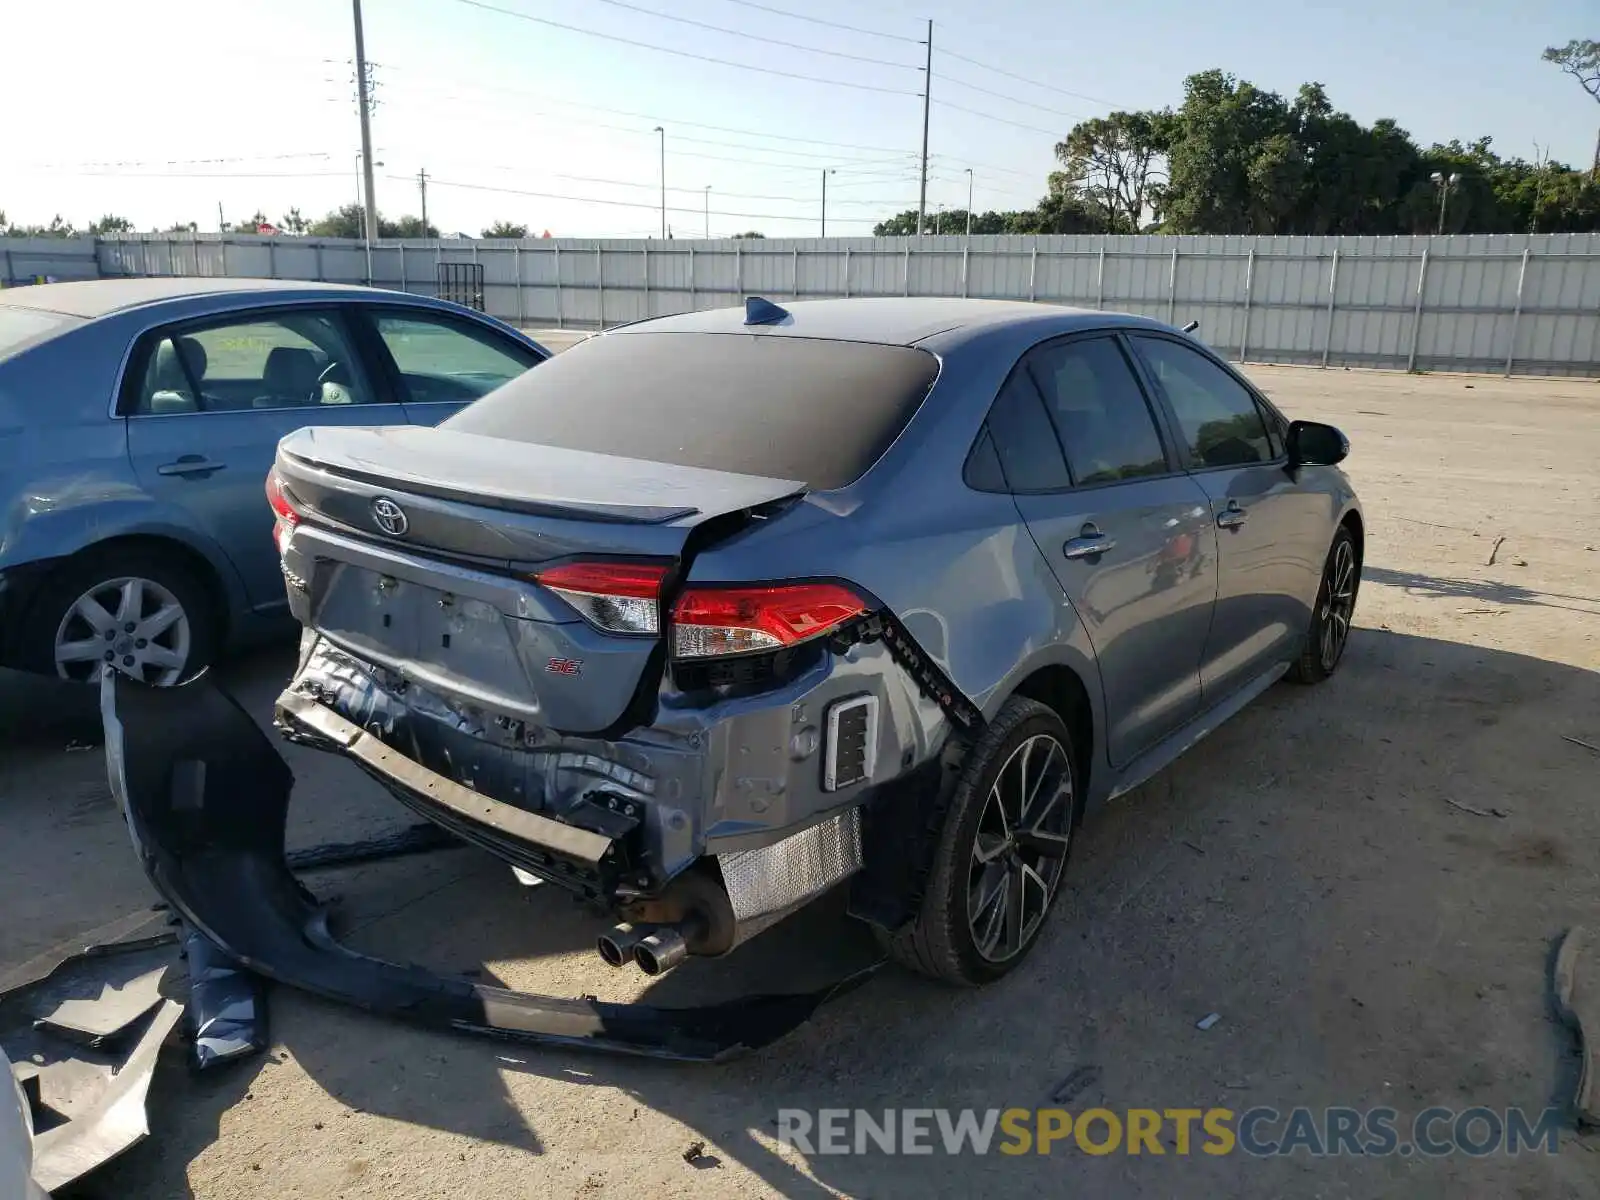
[100,669,876,1062]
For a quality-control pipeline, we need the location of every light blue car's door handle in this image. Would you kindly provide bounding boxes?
[1216,502,1248,530]
[157,457,227,477]
[1063,534,1116,560]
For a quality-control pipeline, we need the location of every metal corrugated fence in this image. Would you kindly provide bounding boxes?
[94,232,1600,376]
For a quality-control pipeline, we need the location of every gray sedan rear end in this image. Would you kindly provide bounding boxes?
[271,297,1362,984]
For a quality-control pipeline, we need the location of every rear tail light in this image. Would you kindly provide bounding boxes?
[533,561,670,635]
[671,583,869,659]
[266,472,299,555]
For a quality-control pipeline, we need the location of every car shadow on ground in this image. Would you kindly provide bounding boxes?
[82,627,1600,1196]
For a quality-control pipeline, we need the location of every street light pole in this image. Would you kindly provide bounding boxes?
[704,186,710,239]
[964,167,973,238]
[653,126,666,239]
[821,168,835,237]
[1430,171,1461,235]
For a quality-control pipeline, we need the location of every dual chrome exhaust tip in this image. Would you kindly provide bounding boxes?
[597,923,692,977]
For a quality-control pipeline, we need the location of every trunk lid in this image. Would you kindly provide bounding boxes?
[273,424,804,733]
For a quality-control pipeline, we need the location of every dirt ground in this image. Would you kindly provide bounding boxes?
[2,362,1598,1198]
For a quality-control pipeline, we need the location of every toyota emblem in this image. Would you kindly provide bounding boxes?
[371,497,409,538]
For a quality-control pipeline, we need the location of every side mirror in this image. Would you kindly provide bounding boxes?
[1286,420,1349,468]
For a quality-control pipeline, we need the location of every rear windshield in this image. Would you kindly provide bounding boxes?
[0,305,81,361]
[443,331,940,489]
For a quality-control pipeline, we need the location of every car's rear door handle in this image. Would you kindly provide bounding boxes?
[1216,502,1248,529]
[157,457,226,477]
[1063,534,1116,560]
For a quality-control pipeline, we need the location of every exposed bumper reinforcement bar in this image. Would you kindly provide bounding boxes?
[275,688,619,896]
[101,669,878,1063]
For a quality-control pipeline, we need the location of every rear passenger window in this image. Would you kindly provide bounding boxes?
[1130,335,1274,468]
[1025,337,1169,486]
[983,372,1071,491]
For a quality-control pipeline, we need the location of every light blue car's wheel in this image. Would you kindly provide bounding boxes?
[17,546,217,686]
[54,575,192,685]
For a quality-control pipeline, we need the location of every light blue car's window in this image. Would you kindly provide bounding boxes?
[0,306,79,361]
[134,312,374,415]
[372,313,537,405]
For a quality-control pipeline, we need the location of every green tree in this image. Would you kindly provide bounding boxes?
[165,221,199,234]
[1543,38,1600,177]
[481,220,528,238]
[307,205,438,239]
[88,214,134,235]
[732,230,766,238]
[280,207,309,235]
[230,211,271,233]
[1055,110,1173,232]
[3,214,78,238]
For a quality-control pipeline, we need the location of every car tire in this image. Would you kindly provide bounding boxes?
[879,695,1082,986]
[1288,525,1359,685]
[15,546,219,686]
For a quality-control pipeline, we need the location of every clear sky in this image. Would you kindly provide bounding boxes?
[7,0,1595,238]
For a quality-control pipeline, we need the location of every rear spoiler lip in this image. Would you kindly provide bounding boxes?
[100,668,881,1063]
[277,445,703,527]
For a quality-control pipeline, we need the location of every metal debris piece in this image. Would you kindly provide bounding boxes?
[29,1000,181,1193]
[1562,735,1600,756]
[1196,1012,1221,1031]
[1485,535,1506,566]
[35,967,166,1046]
[103,666,880,1063]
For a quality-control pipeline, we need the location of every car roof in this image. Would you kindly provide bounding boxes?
[609,297,1126,347]
[0,277,394,319]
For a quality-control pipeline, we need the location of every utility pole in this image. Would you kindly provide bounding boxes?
[352,0,378,245]
[217,202,225,233]
[653,126,666,239]
[704,186,710,238]
[917,19,932,237]
[821,168,835,237]
[964,167,973,237]
[418,168,429,238]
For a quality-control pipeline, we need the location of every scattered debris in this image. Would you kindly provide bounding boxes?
[1181,840,1205,855]
[0,936,183,1192]
[63,740,94,754]
[1512,558,1528,567]
[1485,535,1506,566]
[1458,608,1503,616]
[1048,1065,1102,1105]
[1553,927,1598,1127]
[1562,736,1600,756]
[1442,797,1509,819]
[1196,1013,1221,1031]
[682,1140,721,1168]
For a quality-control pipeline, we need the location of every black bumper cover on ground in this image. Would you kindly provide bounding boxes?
[100,669,876,1062]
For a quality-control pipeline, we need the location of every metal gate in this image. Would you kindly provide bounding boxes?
[436,262,485,311]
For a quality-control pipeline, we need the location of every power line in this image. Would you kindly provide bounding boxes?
[408,163,921,206]
[937,47,1121,108]
[22,151,335,171]
[40,169,352,179]
[375,62,915,155]
[939,73,1091,121]
[710,0,921,43]
[582,0,918,70]
[452,0,919,95]
[387,173,882,223]
[933,99,1059,137]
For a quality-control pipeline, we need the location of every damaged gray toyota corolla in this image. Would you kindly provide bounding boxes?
[265,296,1363,988]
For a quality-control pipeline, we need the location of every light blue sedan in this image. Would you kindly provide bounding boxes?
[0,278,549,683]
